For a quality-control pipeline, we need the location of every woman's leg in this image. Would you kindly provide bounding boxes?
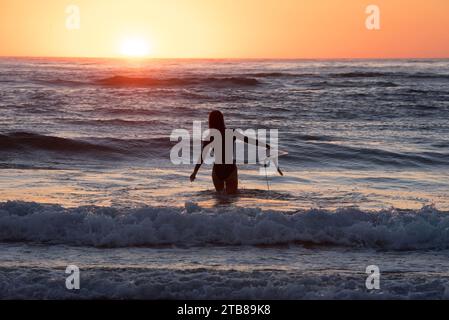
[212,169,225,192]
[225,168,238,194]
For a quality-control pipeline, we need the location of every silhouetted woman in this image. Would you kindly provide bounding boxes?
[190,110,281,194]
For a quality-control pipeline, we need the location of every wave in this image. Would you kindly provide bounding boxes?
[2,131,449,168]
[33,71,449,91]
[310,80,398,88]
[0,132,117,154]
[96,75,260,87]
[332,72,387,78]
[330,71,449,80]
[289,141,449,167]
[405,73,449,80]
[297,134,335,142]
[239,71,449,80]
[2,263,447,299]
[37,79,88,87]
[245,72,315,78]
[0,163,58,170]
[432,141,449,148]
[0,132,173,160]
[243,71,449,81]
[0,201,448,250]
[65,118,165,127]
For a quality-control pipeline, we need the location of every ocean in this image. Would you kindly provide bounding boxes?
[0,57,449,299]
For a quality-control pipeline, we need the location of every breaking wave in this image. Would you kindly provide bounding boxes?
[0,201,448,250]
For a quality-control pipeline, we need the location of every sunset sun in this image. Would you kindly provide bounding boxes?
[119,37,152,58]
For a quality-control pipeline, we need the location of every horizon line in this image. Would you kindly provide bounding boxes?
[1,54,449,61]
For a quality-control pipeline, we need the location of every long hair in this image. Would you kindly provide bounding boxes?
[208,110,226,134]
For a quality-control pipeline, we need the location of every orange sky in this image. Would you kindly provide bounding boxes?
[0,0,448,59]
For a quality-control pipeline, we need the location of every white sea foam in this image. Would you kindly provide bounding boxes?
[1,266,449,299]
[1,201,448,250]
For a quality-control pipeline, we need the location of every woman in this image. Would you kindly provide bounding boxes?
[190,110,281,194]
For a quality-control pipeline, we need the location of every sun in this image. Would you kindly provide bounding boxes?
[119,37,152,58]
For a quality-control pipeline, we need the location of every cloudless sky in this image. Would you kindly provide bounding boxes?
[1,0,448,58]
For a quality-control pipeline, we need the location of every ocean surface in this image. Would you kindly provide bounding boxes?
[0,58,449,299]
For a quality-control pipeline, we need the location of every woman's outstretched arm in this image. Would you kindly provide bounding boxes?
[233,130,271,149]
[190,140,213,182]
[234,130,284,176]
